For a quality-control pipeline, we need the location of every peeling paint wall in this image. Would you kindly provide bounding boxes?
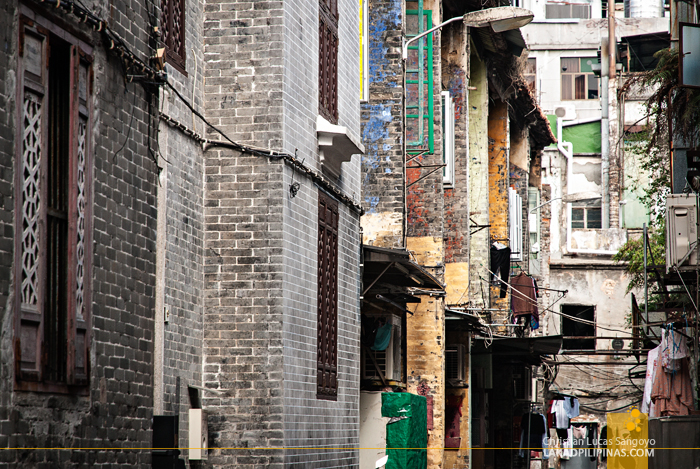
[467,50,490,309]
[546,262,639,420]
[406,295,445,469]
[442,22,469,267]
[360,0,405,248]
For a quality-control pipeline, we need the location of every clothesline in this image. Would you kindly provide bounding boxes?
[480,271,665,335]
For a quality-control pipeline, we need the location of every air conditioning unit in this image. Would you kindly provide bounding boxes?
[513,367,532,401]
[554,105,577,121]
[446,344,466,387]
[362,314,402,382]
[666,194,698,272]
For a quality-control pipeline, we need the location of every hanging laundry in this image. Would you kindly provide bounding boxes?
[641,345,661,416]
[550,399,570,429]
[563,396,580,419]
[519,412,546,456]
[651,356,694,416]
[572,425,587,440]
[490,243,511,298]
[561,427,574,459]
[660,327,689,372]
[540,414,549,460]
[511,271,538,322]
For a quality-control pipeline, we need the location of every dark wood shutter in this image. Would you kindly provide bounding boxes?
[161,0,186,74]
[319,0,338,124]
[15,18,92,389]
[317,192,339,399]
[67,51,91,386]
[15,21,49,383]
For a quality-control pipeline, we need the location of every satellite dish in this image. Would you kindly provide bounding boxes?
[375,455,389,468]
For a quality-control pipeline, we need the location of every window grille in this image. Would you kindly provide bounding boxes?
[319,0,339,123]
[161,0,186,73]
[16,17,92,389]
[317,192,339,399]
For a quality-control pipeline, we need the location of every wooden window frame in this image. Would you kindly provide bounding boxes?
[441,91,455,186]
[161,0,187,75]
[561,305,596,350]
[571,205,602,229]
[14,15,93,393]
[561,57,599,101]
[319,0,339,124]
[317,191,339,400]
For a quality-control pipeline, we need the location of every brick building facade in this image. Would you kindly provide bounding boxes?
[1,0,364,468]
[1,0,161,466]
[359,2,555,469]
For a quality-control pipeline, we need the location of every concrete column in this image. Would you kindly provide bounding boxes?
[406,293,445,469]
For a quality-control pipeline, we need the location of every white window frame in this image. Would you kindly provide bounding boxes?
[442,91,455,186]
[509,187,523,261]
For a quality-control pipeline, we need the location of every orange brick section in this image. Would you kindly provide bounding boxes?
[488,100,510,322]
[407,295,445,469]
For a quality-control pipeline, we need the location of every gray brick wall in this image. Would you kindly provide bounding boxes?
[281,0,361,465]
[0,0,159,466]
[203,0,284,150]
[203,0,362,466]
[156,0,207,458]
[0,7,17,461]
[157,125,205,459]
[282,0,362,167]
[281,177,361,468]
[203,148,285,468]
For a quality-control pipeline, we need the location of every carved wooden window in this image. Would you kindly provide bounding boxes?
[319,0,338,123]
[15,17,92,391]
[317,192,339,399]
[161,0,186,74]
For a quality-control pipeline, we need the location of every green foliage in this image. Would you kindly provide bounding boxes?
[624,127,670,227]
[642,48,700,150]
[613,225,665,294]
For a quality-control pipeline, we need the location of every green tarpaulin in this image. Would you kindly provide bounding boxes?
[381,392,427,469]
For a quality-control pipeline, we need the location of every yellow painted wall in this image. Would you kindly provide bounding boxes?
[407,236,444,268]
[488,101,510,321]
[444,262,469,306]
[406,294,445,469]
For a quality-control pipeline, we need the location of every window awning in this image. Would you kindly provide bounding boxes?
[362,245,445,293]
[473,335,563,365]
[445,308,486,333]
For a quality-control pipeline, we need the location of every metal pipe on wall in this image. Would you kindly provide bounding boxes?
[601,36,610,230]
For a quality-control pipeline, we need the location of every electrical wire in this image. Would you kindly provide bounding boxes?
[580,398,641,413]
[480,272,646,335]
[113,83,137,162]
